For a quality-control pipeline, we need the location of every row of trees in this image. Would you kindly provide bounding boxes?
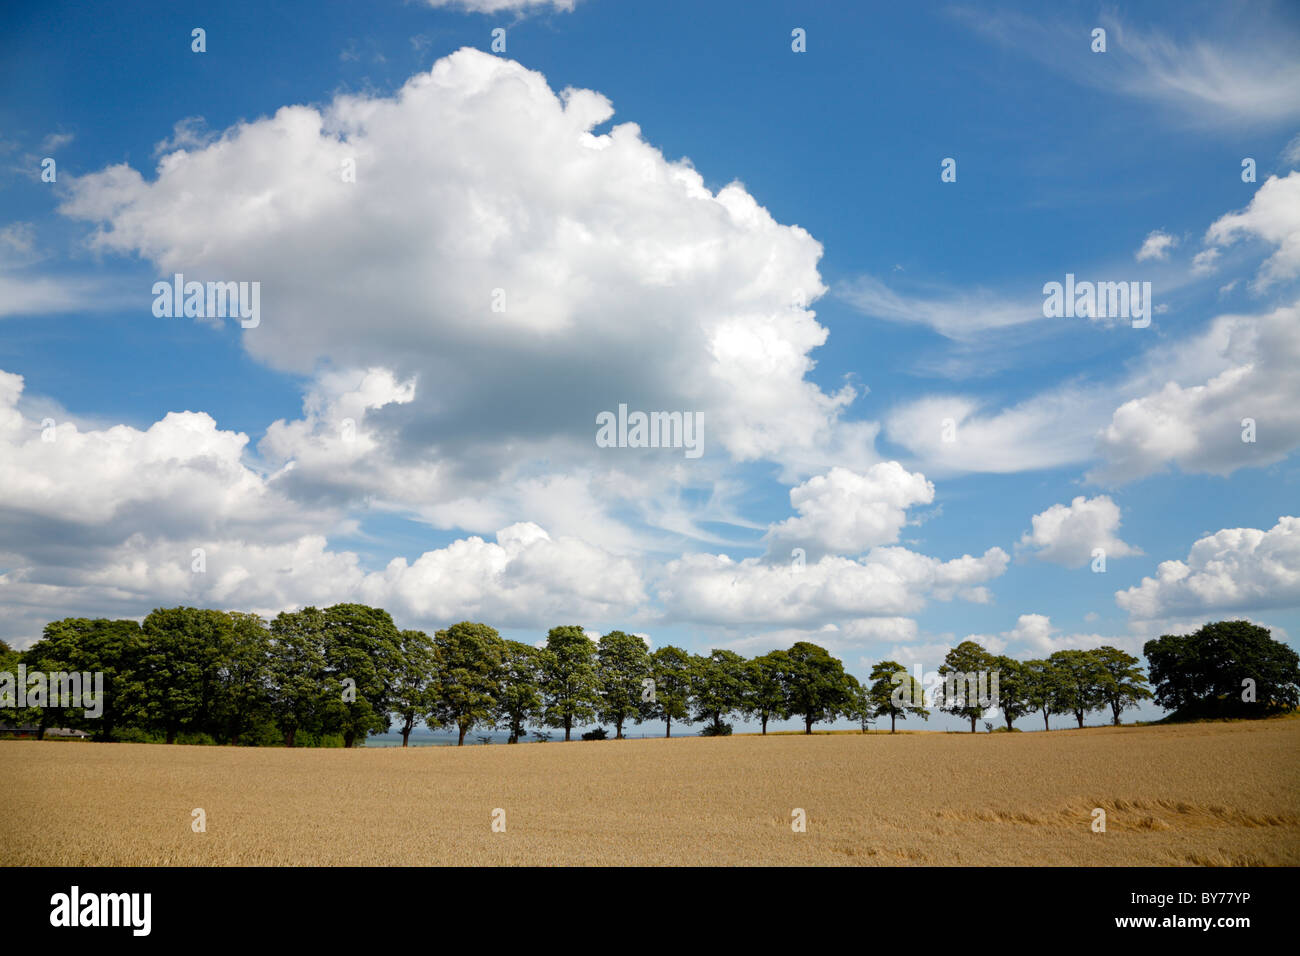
[0,607,868,745]
[2,610,1294,745]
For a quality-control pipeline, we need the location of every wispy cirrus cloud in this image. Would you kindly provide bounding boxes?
[837,274,1040,340]
[953,6,1300,127]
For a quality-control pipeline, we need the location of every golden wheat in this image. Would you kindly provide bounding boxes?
[2,720,1296,865]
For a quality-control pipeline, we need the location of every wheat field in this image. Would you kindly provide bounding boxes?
[2,720,1297,866]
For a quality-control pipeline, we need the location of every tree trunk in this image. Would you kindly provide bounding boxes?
[401,726,411,747]
[804,715,813,735]
[564,717,571,742]
[166,725,177,745]
[343,730,356,748]
[457,724,467,746]
[615,718,624,740]
[1042,710,1050,731]
[891,712,897,733]
[1005,713,1014,732]
[665,717,671,738]
[1076,711,1084,729]
[969,715,977,733]
[285,727,297,748]
[1112,705,1121,726]
[761,715,768,735]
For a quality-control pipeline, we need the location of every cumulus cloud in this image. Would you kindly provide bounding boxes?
[1089,300,1300,482]
[0,369,647,645]
[1116,517,1300,619]
[1018,495,1140,567]
[1203,172,1300,289]
[764,462,933,559]
[59,48,862,486]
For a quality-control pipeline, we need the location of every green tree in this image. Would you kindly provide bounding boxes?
[595,630,651,739]
[784,642,852,734]
[321,603,402,747]
[690,649,750,736]
[391,628,437,746]
[745,650,791,735]
[214,612,272,745]
[268,607,330,747]
[1144,620,1300,719]
[541,625,600,741]
[429,622,505,746]
[991,656,1033,731]
[1023,658,1061,730]
[1048,649,1107,729]
[19,619,143,741]
[867,659,929,733]
[938,640,996,733]
[649,645,694,737]
[1092,646,1152,726]
[135,608,237,743]
[497,640,545,744]
[844,674,875,733]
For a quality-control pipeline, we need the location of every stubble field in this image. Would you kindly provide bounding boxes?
[2,720,1297,866]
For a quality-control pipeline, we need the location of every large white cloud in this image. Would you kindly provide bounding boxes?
[59,48,863,483]
[1116,516,1300,619]
[1018,495,1140,567]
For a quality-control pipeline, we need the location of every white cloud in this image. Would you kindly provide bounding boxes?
[1116,517,1300,619]
[764,462,933,558]
[1191,247,1221,274]
[0,369,648,645]
[40,132,74,153]
[998,613,1142,656]
[1284,132,1300,167]
[886,290,1300,484]
[1019,495,1140,567]
[883,389,1112,476]
[1203,172,1300,290]
[958,10,1300,127]
[60,48,867,488]
[1136,229,1178,261]
[657,545,1008,628]
[1090,300,1300,482]
[1101,17,1300,125]
[838,275,1038,339]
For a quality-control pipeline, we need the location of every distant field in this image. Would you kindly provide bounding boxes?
[3,721,1297,866]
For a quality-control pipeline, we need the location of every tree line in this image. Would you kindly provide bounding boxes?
[1,608,1295,745]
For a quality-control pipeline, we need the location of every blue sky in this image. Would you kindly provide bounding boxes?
[2,0,1299,732]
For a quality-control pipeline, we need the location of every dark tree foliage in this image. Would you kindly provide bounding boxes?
[1145,621,1299,719]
